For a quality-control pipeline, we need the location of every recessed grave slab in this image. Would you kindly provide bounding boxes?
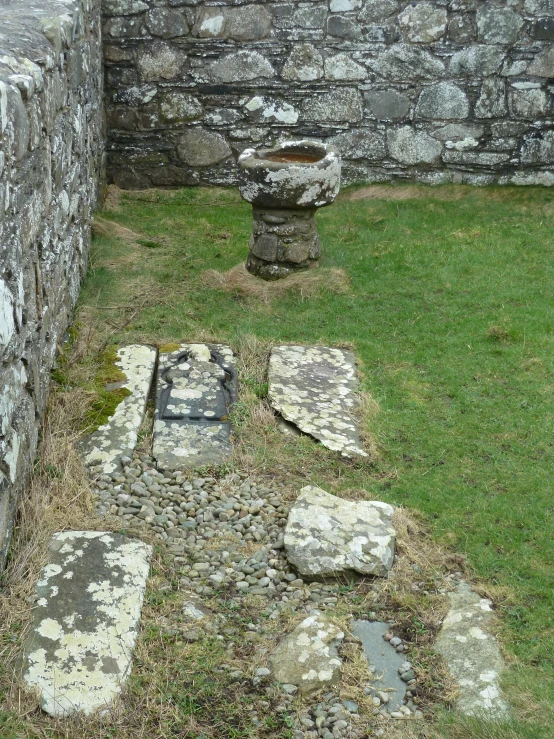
[23,531,152,717]
[268,345,367,458]
[152,343,237,470]
[270,613,344,695]
[284,485,395,579]
[82,344,157,475]
[435,581,510,718]
[351,620,408,712]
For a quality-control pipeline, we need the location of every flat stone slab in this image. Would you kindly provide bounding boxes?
[270,613,344,695]
[351,620,407,712]
[435,581,510,718]
[268,345,367,458]
[23,531,152,717]
[82,344,157,475]
[284,485,395,579]
[153,344,237,470]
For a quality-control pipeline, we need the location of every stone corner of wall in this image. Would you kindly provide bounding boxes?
[0,0,104,567]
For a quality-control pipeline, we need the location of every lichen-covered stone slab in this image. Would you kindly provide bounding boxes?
[435,581,510,718]
[270,613,344,695]
[351,620,407,711]
[153,344,237,470]
[284,486,395,579]
[268,345,367,458]
[23,531,152,717]
[82,345,157,475]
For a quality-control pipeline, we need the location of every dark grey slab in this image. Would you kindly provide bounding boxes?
[153,344,237,470]
[351,620,407,711]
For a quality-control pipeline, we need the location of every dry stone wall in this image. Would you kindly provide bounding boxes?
[104,0,554,188]
[0,0,104,564]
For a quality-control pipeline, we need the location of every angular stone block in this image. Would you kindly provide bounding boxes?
[270,614,344,695]
[268,345,367,457]
[82,344,157,475]
[23,531,152,717]
[435,581,510,718]
[284,485,395,579]
[153,343,237,470]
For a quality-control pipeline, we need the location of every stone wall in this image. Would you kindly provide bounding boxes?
[104,0,554,188]
[0,0,104,564]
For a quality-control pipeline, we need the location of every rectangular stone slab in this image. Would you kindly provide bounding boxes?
[152,343,237,470]
[23,531,152,717]
[268,345,367,458]
[82,344,157,475]
[434,581,510,718]
[351,620,407,712]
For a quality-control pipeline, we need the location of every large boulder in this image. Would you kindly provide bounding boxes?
[284,486,395,579]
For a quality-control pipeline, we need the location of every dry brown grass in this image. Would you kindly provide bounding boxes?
[346,185,471,202]
[102,184,123,212]
[202,262,350,303]
[0,388,124,729]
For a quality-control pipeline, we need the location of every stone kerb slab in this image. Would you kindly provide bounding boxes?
[23,531,152,717]
[82,345,157,475]
[268,345,368,458]
[270,613,344,695]
[153,343,237,470]
[284,485,396,579]
[435,581,510,718]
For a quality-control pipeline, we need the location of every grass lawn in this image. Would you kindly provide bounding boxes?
[2,183,552,738]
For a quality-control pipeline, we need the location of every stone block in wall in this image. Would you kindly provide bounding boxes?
[177,128,232,166]
[329,129,386,160]
[477,6,523,45]
[531,19,554,40]
[521,130,554,163]
[205,50,275,83]
[449,45,505,76]
[358,0,399,23]
[527,46,554,77]
[301,88,363,123]
[524,0,554,15]
[137,41,187,81]
[416,82,469,120]
[365,90,411,120]
[192,5,271,41]
[387,127,443,165]
[159,93,203,124]
[327,15,362,40]
[368,45,445,80]
[475,79,507,118]
[103,0,149,16]
[324,54,367,81]
[293,4,328,30]
[398,3,447,43]
[509,86,548,119]
[145,8,188,38]
[282,44,324,82]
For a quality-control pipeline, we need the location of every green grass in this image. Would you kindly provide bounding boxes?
[83,184,554,736]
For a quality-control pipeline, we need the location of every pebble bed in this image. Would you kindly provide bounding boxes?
[92,453,425,730]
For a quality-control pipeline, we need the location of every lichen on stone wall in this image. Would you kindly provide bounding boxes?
[0,0,104,566]
[103,0,554,189]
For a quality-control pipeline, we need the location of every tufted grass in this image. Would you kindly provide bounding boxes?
[1,182,552,738]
